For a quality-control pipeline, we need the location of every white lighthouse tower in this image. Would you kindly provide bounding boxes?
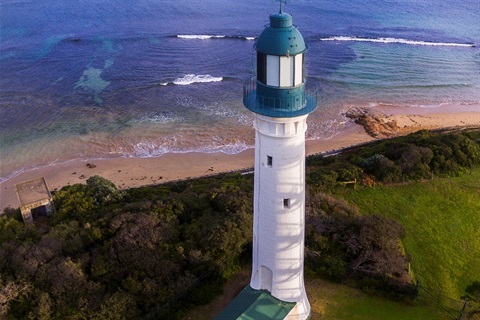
[243,6,317,320]
[215,4,316,320]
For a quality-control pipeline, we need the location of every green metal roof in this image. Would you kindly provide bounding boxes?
[255,12,307,56]
[214,285,295,320]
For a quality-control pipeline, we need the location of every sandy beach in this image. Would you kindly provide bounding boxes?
[1,104,479,210]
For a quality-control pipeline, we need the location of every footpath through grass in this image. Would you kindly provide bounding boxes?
[337,168,480,300]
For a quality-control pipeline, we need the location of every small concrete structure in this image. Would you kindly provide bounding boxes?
[15,177,54,224]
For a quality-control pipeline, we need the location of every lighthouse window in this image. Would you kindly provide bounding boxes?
[257,52,267,84]
[279,56,293,87]
[266,55,280,86]
[283,198,291,209]
[267,155,273,167]
[258,53,304,88]
[294,54,303,86]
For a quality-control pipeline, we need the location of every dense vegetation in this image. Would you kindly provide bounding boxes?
[1,130,479,319]
[306,130,480,190]
[0,175,253,319]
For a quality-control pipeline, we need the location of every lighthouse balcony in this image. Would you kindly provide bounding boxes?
[243,77,317,118]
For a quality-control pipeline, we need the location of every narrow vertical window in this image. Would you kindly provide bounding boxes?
[279,56,293,87]
[266,55,280,86]
[257,52,267,84]
[294,54,303,86]
[283,198,291,209]
[267,155,273,167]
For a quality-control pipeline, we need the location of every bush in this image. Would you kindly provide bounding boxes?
[306,192,410,288]
[86,175,124,206]
[359,154,402,182]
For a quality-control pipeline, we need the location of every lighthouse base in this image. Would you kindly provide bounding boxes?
[284,298,311,320]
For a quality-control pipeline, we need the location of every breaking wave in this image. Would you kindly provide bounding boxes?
[172,74,223,85]
[131,140,251,158]
[319,36,475,47]
[176,34,255,41]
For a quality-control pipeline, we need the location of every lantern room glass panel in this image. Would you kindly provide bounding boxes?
[294,54,303,86]
[280,56,293,87]
[257,52,267,84]
[266,55,280,86]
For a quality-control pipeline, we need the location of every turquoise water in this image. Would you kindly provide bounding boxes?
[1,0,479,182]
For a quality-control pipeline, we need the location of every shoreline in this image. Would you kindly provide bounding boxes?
[1,105,479,209]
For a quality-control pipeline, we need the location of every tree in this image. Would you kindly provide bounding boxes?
[306,192,410,284]
[86,175,124,206]
[359,154,402,182]
[345,215,408,279]
[0,215,26,243]
[52,184,95,224]
[462,281,480,319]
[398,146,433,179]
[0,278,32,316]
[95,291,139,320]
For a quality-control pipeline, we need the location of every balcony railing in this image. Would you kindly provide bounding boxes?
[243,77,317,118]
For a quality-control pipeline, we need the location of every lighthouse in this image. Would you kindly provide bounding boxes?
[244,6,316,319]
[216,4,317,320]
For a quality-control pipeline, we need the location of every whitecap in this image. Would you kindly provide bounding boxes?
[177,34,226,40]
[172,74,223,85]
[320,36,475,47]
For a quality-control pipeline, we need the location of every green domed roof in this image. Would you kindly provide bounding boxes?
[255,12,307,56]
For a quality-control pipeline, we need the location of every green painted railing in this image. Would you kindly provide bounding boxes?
[243,77,317,117]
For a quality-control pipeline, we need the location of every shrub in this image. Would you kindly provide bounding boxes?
[306,192,410,287]
[86,175,124,206]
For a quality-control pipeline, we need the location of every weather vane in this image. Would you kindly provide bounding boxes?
[274,0,288,13]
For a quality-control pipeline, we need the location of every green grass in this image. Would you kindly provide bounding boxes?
[183,272,444,320]
[307,278,444,320]
[337,168,480,300]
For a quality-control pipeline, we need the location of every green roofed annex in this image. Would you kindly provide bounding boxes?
[214,286,296,320]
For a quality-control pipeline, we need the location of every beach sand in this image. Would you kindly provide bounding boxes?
[1,104,479,209]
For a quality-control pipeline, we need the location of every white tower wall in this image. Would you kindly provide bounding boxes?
[250,113,310,319]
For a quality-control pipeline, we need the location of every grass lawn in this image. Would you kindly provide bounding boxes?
[307,278,443,320]
[183,272,444,319]
[337,168,480,300]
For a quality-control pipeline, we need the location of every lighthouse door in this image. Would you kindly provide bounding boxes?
[260,266,273,292]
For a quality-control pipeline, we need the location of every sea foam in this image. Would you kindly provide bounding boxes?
[133,113,180,124]
[172,74,223,85]
[320,36,475,47]
[131,139,252,158]
[177,34,255,41]
[177,35,226,40]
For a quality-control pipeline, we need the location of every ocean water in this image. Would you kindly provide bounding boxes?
[1,0,479,182]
